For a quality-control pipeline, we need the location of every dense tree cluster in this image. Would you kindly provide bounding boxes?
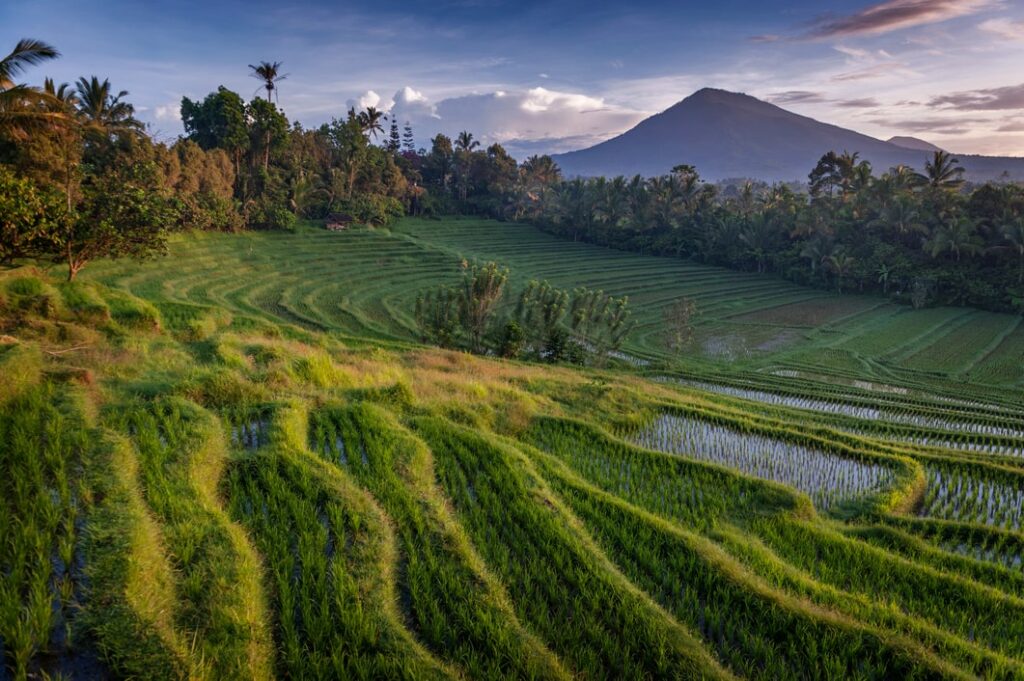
[498,153,1024,313]
[415,261,634,365]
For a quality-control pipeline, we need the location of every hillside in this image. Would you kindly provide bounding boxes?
[552,89,1024,182]
[3,220,1024,679]
[888,136,945,153]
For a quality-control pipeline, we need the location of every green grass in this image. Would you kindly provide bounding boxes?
[82,218,1024,392]
[3,218,1024,679]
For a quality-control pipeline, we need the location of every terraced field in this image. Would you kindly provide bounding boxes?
[3,218,1024,679]
[84,218,1024,394]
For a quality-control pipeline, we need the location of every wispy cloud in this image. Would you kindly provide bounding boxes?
[766,91,880,109]
[930,83,1024,110]
[871,115,992,135]
[831,63,914,81]
[804,0,998,39]
[977,17,1024,40]
[767,90,828,105]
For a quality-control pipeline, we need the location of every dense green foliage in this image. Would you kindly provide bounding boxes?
[515,157,1024,313]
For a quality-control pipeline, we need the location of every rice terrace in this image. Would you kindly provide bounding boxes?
[5,2,1024,680]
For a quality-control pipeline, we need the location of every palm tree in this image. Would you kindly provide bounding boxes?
[868,195,924,238]
[997,215,1024,284]
[356,107,386,140]
[74,76,141,133]
[455,131,479,152]
[925,216,981,262]
[876,263,893,294]
[0,38,59,92]
[248,60,286,101]
[823,249,856,293]
[0,38,61,135]
[799,238,831,277]
[922,150,965,191]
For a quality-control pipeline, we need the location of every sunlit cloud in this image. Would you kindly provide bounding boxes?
[805,0,998,39]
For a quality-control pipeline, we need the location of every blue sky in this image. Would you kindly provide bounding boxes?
[3,0,1024,156]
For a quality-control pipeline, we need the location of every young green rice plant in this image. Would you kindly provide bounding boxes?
[412,416,730,680]
[225,447,451,680]
[877,515,1024,574]
[750,517,1024,661]
[525,414,1021,676]
[918,464,1024,532]
[80,433,195,680]
[110,399,275,680]
[0,383,94,681]
[223,405,273,450]
[308,403,569,680]
[525,416,807,530]
[658,378,1024,457]
[629,413,894,511]
[521,442,970,680]
[841,524,1024,599]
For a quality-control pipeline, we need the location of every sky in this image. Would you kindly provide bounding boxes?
[3,0,1024,157]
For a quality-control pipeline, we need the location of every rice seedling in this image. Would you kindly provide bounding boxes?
[918,464,1024,532]
[225,447,451,679]
[0,384,94,681]
[413,416,731,680]
[307,403,569,679]
[629,413,895,510]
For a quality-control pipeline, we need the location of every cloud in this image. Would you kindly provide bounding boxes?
[996,120,1024,132]
[871,116,991,135]
[831,63,912,81]
[805,0,998,39]
[837,97,882,108]
[768,90,828,105]
[154,104,182,122]
[347,89,392,111]
[382,85,645,156]
[930,83,1024,110]
[978,17,1024,40]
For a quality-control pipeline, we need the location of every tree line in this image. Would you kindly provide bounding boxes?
[481,155,1024,313]
[4,37,1023,314]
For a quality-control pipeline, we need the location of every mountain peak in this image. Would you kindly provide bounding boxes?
[551,88,1024,182]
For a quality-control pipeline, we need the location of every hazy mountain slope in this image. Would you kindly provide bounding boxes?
[552,89,1024,182]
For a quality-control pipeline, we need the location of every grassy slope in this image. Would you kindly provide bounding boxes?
[0,219,1022,679]
[80,217,1024,394]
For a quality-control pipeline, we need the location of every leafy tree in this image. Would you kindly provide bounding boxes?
[455,131,479,152]
[415,285,461,347]
[387,118,401,153]
[458,261,508,353]
[74,76,141,136]
[401,121,415,153]
[356,107,386,140]
[497,320,526,359]
[0,38,60,136]
[514,280,569,359]
[569,288,634,366]
[51,159,178,280]
[181,87,250,179]
[664,297,698,355]
[0,166,62,263]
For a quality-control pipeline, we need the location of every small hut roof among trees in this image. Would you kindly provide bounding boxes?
[325,212,355,230]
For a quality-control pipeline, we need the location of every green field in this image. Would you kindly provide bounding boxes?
[3,217,1024,680]
[86,217,1024,393]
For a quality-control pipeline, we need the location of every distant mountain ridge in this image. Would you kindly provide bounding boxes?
[887,136,944,153]
[552,89,1024,183]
